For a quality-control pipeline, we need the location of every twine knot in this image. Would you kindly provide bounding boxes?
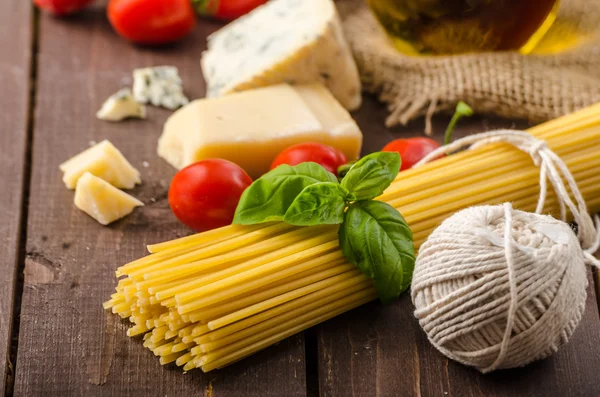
[527,140,548,166]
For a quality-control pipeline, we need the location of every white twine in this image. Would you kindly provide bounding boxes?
[411,129,600,373]
[491,203,518,371]
[414,129,600,266]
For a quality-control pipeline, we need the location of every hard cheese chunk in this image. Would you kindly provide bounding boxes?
[158,83,362,178]
[201,0,362,111]
[60,140,141,190]
[96,88,146,122]
[74,172,143,225]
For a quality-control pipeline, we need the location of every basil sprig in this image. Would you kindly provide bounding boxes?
[233,152,415,303]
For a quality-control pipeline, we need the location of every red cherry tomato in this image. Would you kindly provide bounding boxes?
[168,159,253,232]
[270,142,348,176]
[34,0,94,15]
[108,0,196,45]
[192,0,268,21]
[382,137,442,171]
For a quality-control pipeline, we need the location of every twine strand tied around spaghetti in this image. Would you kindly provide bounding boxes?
[411,129,600,373]
[414,129,600,262]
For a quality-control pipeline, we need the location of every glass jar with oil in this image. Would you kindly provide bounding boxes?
[367,0,560,55]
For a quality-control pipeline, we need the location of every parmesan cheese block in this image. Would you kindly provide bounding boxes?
[60,140,141,190]
[158,83,362,178]
[74,173,143,225]
[201,0,362,111]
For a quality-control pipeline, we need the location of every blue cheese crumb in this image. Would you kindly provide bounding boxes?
[133,66,189,110]
[96,88,146,122]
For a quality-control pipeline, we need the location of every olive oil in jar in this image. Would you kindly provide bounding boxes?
[367,0,560,55]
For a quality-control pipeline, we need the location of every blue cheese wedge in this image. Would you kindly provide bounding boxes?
[201,0,362,111]
[96,88,146,121]
[74,172,143,225]
[133,66,189,110]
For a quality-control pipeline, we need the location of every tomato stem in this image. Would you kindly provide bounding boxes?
[444,101,474,145]
[191,0,219,15]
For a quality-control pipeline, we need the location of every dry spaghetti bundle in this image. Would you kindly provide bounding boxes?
[104,103,600,372]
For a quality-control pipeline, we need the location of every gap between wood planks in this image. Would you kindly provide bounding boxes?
[594,268,600,319]
[305,327,320,397]
[4,6,39,397]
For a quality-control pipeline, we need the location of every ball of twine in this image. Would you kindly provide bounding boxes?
[412,204,588,373]
[411,130,600,373]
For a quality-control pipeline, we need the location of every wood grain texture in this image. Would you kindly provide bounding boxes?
[318,280,600,397]
[7,0,600,395]
[318,96,600,397]
[0,1,32,395]
[13,9,305,397]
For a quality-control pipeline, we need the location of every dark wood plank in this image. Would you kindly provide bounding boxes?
[318,278,600,397]
[0,1,32,395]
[13,8,305,396]
[318,95,600,397]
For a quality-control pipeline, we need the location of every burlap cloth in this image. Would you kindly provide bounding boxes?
[339,0,600,132]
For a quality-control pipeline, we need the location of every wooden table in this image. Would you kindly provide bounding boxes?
[2,2,600,396]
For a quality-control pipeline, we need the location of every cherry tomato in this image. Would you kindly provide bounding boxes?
[192,0,268,21]
[271,142,348,176]
[382,137,442,171]
[168,159,253,232]
[108,0,196,45]
[34,0,94,15]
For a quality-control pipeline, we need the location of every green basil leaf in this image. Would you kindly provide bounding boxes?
[283,182,349,226]
[338,200,415,303]
[233,162,338,224]
[340,152,401,200]
[336,161,357,181]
